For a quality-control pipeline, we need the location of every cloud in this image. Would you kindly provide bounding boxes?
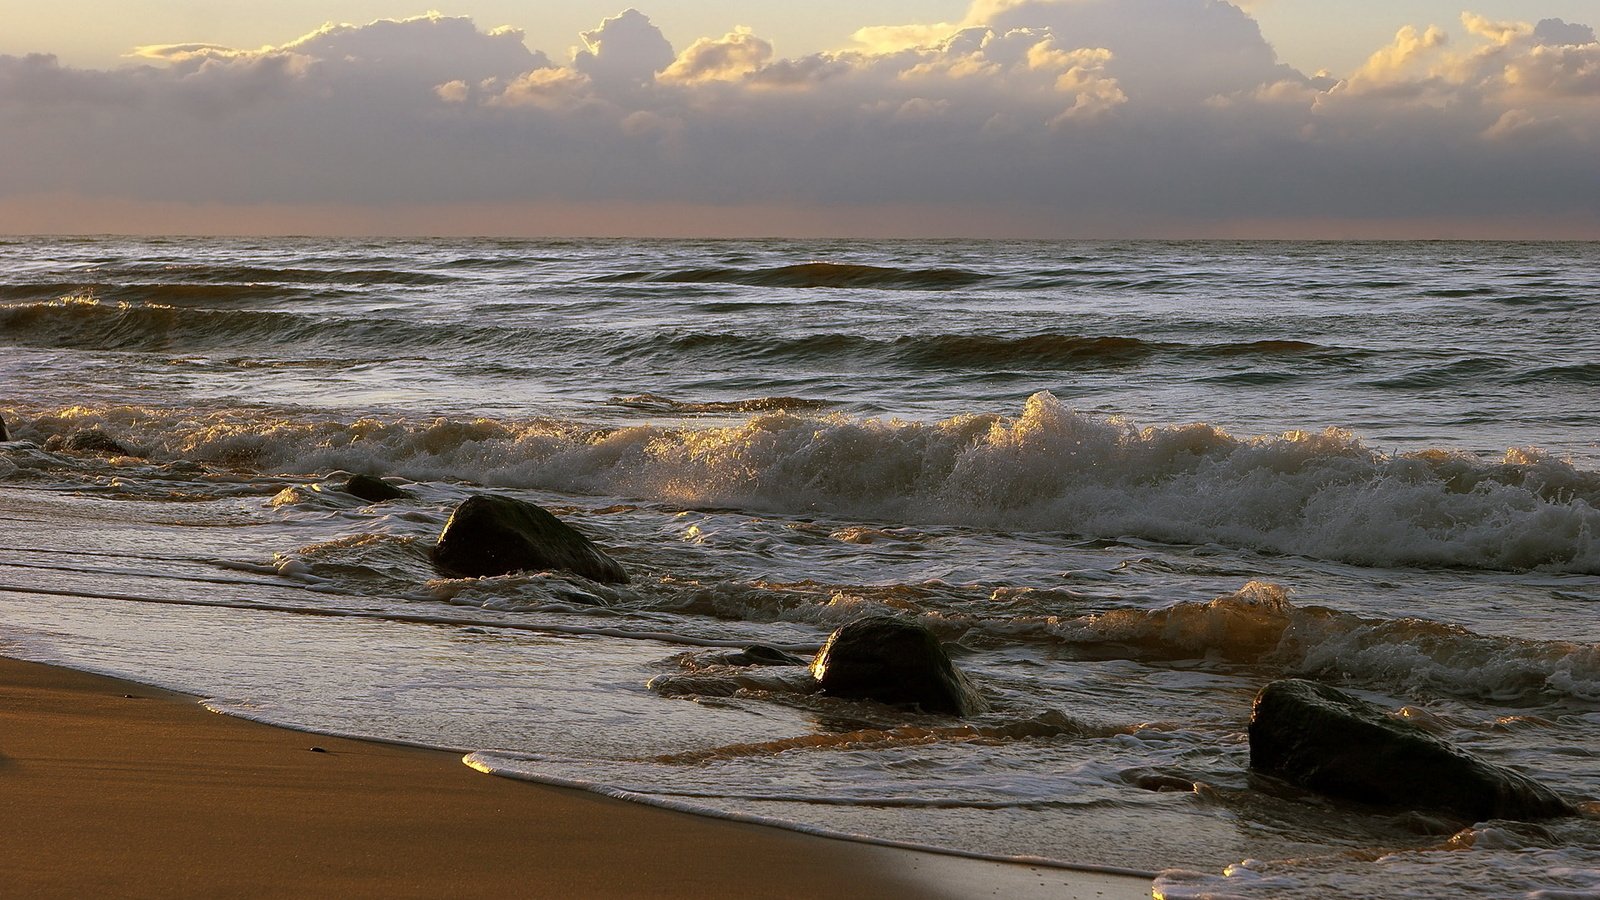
[850,23,960,54]
[1533,18,1597,47]
[1480,107,1562,141]
[1327,11,1600,105]
[0,3,1597,237]
[135,13,549,95]
[660,27,773,84]
[1348,24,1449,88]
[572,8,675,89]
[983,0,1301,104]
[491,66,593,109]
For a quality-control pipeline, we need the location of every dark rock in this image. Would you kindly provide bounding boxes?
[1391,810,1465,836]
[1120,767,1197,793]
[431,494,628,583]
[54,429,137,456]
[725,645,809,667]
[810,616,983,716]
[1249,679,1574,821]
[0,414,9,441]
[344,474,411,502]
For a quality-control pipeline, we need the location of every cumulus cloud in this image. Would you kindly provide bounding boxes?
[660,27,773,84]
[1533,18,1597,46]
[1328,11,1600,104]
[0,3,1597,237]
[1348,24,1449,88]
[985,0,1300,103]
[136,13,549,95]
[572,8,674,89]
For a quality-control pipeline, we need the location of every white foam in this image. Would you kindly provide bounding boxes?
[11,394,1600,573]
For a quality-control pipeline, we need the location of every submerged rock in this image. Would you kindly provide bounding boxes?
[48,429,137,456]
[810,616,983,716]
[1121,767,1198,793]
[722,645,809,667]
[344,474,412,502]
[431,494,628,583]
[0,414,8,441]
[1249,679,1573,821]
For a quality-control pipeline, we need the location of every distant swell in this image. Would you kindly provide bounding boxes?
[890,335,1359,368]
[0,300,1368,371]
[10,393,1599,574]
[593,262,989,290]
[894,334,1160,367]
[69,263,456,286]
[0,282,345,306]
[1510,363,1600,385]
[0,265,454,306]
[610,394,831,414]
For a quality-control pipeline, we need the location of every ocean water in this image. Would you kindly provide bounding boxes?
[1,237,1597,895]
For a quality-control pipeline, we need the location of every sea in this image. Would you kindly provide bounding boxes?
[1,237,1597,898]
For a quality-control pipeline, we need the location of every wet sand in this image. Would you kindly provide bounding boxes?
[0,656,1152,899]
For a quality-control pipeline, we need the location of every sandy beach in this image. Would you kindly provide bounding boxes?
[0,655,1151,899]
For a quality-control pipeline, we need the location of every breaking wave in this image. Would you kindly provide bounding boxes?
[992,582,1600,702]
[8,393,1599,574]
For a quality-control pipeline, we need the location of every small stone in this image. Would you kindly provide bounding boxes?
[810,616,983,716]
[726,645,810,667]
[432,494,629,583]
[344,474,412,502]
[1121,768,1196,793]
[58,429,137,456]
[1249,679,1573,821]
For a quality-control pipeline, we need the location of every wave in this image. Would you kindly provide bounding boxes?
[998,582,1600,702]
[1509,363,1600,385]
[609,394,831,415]
[0,300,1370,372]
[891,335,1363,369]
[592,261,989,290]
[892,334,1160,367]
[0,297,509,355]
[1423,286,1501,298]
[8,394,1599,574]
[0,298,866,360]
[1485,293,1593,309]
[0,282,342,307]
[74,263,457,286]
[0,298,340,352]
[1367,358,1513,389]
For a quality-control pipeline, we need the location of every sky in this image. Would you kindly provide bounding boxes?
[1,0,1597,238]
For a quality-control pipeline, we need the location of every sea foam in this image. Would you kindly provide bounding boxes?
[11,392,1600,574]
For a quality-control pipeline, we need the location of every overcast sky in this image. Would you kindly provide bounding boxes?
[1,0,1596,238]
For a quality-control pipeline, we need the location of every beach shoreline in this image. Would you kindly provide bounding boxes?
[0,654,1152,899]
[6,234,1594,898]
